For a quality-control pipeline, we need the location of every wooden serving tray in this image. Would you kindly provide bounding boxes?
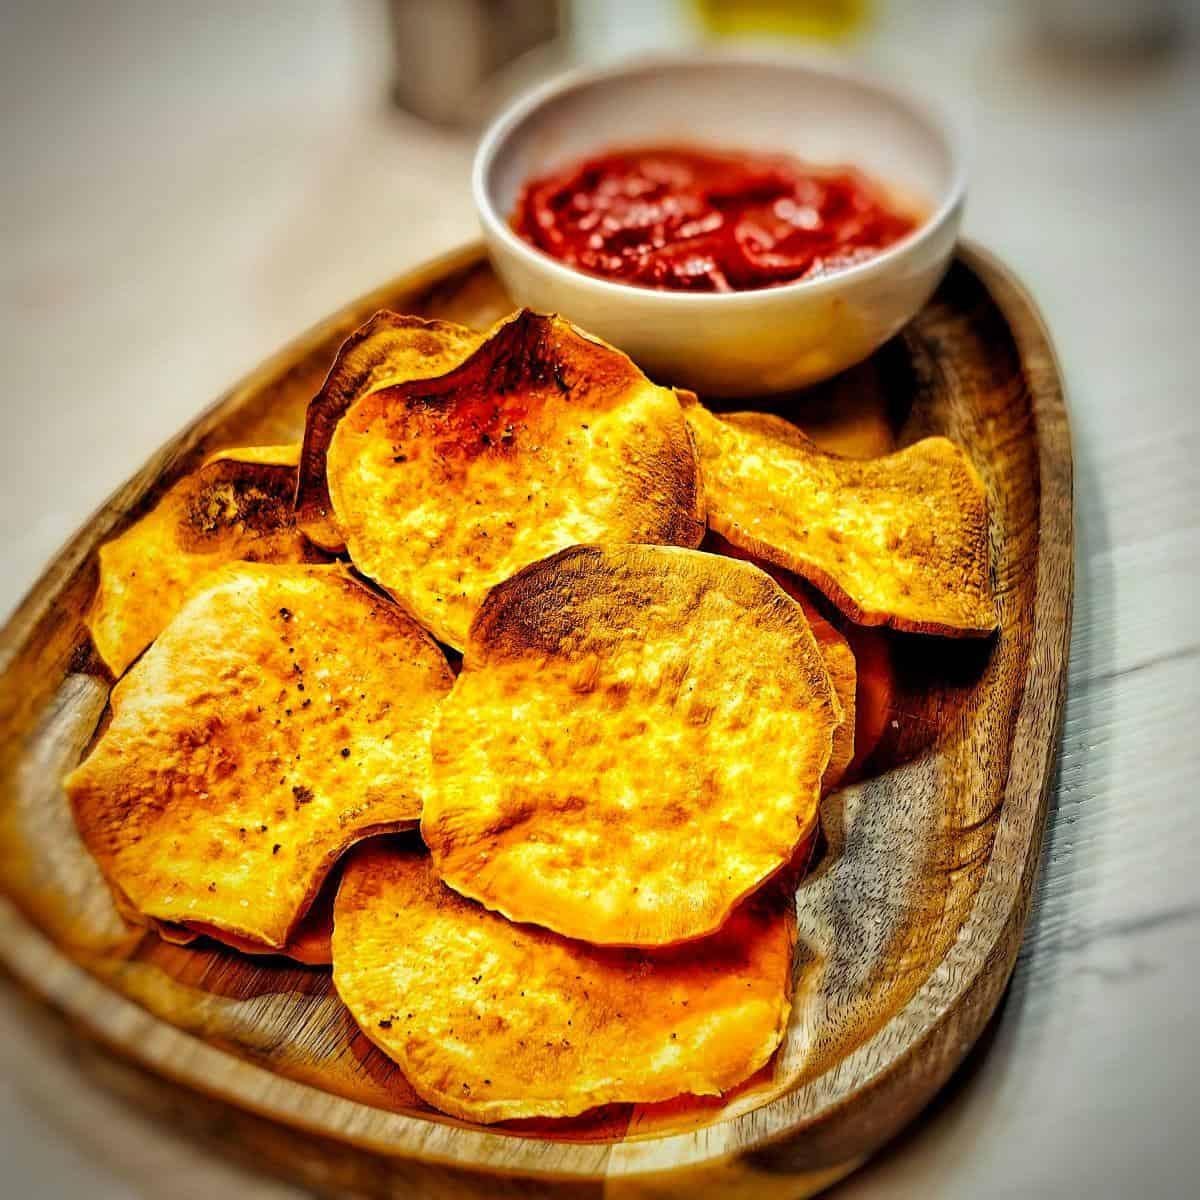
[0,244,1071,1198]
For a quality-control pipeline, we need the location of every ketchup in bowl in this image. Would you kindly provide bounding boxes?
[512,145,917,293]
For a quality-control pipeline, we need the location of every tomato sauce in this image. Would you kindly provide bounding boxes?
[512,145,917,293]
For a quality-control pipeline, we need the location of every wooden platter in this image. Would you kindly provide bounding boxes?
[0,243,1072,1198]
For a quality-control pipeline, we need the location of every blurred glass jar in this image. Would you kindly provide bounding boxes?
[1031,0,1181,50]
[387,0,561,126]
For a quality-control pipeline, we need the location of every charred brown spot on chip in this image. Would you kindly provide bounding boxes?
[177,471,295,550]
[422,543,840,947]
[683,398,998,637]
[331,842,796,1122]
[86,445,322,677]
[295,311,483,551]
[326,310,705,649]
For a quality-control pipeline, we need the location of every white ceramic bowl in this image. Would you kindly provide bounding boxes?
[473,52,965,397]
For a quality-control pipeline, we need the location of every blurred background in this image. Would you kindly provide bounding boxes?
[2,1,1198,1197]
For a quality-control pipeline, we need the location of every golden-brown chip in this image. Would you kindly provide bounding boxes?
[326,310,705,649]
[205,444,301,468]
[844,623,894,775]
[296,312,484,551]
[154,912,332,965]
[154,865,339,964]
[791,589,855,791]
[87,444,321,676]
[422,543,840,946]
[684,400,997,637]
[66,563,453,949]
[707,533,855,790]
[332,841,796,1123]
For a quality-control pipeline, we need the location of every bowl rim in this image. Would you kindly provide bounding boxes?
[472,48,968,309]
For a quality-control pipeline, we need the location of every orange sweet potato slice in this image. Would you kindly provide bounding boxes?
[422,544,840,947]
[66,563,453,950]
[154,911,332,966]
[684,400,997,637]
[332,840,795,1122]
[154,865,339,965]
[790,589,855,791]
[326,310,705,649]
[707,532,855,791]
[295,312,484,551]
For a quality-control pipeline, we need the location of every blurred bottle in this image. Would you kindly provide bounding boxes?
[1031,0,1182,51]
[387,0,560,126]
[566,0,875,64]
[692,0,870,41]
[386,0,892,128]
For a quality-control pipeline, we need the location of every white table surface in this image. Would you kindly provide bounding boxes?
[2,2,1198,1197]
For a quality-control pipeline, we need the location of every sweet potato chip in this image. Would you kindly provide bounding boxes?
[296,312,484,550]
[86,444,321,676]
[844,623,894,774]
[205,444,302,468]
[788,591,854,791]
[708,533,855,790]
[66,563,453,949]
[332,841,795,1122]
[154,911,332,965]
[684,401,997,637]
[422,543,840,946]
[154,865,339,964]
[326,310,705,649]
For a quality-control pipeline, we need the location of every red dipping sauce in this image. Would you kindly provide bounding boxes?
[512,145,918,293]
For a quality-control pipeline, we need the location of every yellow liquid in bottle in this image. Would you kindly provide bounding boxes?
[692,0,870,41]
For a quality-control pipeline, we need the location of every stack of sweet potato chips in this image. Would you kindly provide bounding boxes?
[66,309,995,1122]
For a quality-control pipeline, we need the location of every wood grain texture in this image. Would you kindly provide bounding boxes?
[0,243,1071,1197]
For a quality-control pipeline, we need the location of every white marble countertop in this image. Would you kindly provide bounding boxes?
[2,2,1198,1197]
